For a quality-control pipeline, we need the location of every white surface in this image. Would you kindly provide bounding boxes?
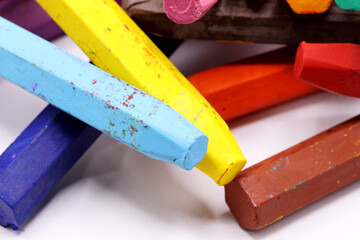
[1,36,360,239]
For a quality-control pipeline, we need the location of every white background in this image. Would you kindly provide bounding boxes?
[0,36,360,239]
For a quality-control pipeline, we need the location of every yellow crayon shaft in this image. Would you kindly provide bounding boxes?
[37,0,246,185]
[286,0,333,14]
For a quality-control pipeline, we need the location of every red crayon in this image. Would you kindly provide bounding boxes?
[188,47,319,121]
[225,115,360,230]
[295,42,360,98]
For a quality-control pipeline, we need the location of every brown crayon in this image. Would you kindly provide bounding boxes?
[225,115,360,230]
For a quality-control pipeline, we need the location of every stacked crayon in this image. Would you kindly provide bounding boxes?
[0,0,360,238]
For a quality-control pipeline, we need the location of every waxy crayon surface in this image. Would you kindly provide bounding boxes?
[226,115,360,230]
[0,105,100,229]
[0,0,63,40]
[335,0,360,10]
[188,47,319,121]
[37,0,246,185]
[0,33,181,230]
[163,0,217,24]
[0,17,208,170]
[295,42,360,98]
[286,0,333,14]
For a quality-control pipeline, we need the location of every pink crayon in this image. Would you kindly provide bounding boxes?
[163,0,217,24]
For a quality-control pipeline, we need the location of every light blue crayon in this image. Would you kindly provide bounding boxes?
[335,0,360,10]
[0,17,208,170]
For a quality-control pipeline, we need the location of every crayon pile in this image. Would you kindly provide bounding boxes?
[0,0,359,236]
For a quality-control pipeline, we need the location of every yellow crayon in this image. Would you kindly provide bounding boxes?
[286,0,333,14]
[37,0,246,185]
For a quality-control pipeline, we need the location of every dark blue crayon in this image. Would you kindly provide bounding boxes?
[0,105,101,229]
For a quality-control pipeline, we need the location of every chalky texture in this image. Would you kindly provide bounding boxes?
[0,0,63,40]
[0,17,208,170]
[188,47,319,121]
[163,0,217,24]
[0,105,101,229]
[226,115,360,230]
[335,0,360,10]
[37,0,246,185]
[286,0,333,14]
[295,42,360,98]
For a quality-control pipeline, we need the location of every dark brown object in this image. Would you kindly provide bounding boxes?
[123,0,360,44]
[225,115,360,230]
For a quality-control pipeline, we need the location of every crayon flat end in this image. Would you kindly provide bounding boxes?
[286,0,332,14]
[0,198,18,230]
[196,152,247,186]
[294,41,306,80]
[163,0,217,24]
[217,159,247,186]
[183,134,209,170]
[335,0,360,10]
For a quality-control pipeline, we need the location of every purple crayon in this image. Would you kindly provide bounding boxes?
[0,0,122,40]
[0,0,63,40]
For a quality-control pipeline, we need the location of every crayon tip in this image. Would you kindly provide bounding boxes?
[286,0,332,14]
[295,42,360,98]
[163,0,217,24]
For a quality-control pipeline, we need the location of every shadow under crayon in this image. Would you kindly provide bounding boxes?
[20,133,216,231]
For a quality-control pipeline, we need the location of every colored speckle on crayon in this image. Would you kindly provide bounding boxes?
[92,80,97,84]
[124,24,129,30]
[11,154,16,159]
[70,82,75,85]
[32,83,38,91]
[130,125,138,132]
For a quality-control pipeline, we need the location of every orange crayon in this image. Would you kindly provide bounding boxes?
[286,0,333,14]
[188,47,320,121]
